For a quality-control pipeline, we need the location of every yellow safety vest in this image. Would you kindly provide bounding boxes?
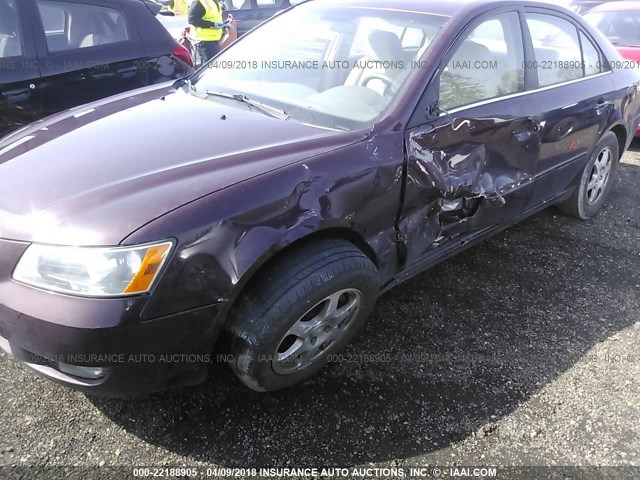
[193,0,224,42]
[172,0,189,16]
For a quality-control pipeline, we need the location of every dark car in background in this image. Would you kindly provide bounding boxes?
[156,0,304,38]
[223,0,305,36]
[0,0,193,138]
[0,0,640,397]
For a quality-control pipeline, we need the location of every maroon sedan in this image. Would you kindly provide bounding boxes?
[1,0,640,396]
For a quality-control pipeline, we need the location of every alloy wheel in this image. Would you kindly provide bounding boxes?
[272,288,363,375]
[586,146,613,204]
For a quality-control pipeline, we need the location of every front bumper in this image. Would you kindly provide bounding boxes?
[0,239,226,397]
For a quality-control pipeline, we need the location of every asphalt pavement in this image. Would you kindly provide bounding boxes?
[1,140,639,473]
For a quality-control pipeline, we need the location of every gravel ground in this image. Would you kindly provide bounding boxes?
[1,140,639,473]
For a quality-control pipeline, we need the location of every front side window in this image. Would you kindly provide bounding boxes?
[439,12,525,110]
[36,0,129,53]
[525,13,583,87]
[0,0,23,59]
[194,3,449,130]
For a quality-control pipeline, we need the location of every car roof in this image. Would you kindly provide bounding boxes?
[587,0,640,11]
[312,0,573,19]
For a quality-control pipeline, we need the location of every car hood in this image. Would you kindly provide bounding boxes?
[0,84,366,245]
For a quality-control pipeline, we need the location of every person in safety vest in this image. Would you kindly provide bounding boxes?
[188,0,231,64]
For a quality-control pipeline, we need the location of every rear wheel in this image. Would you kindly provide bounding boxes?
[226,239,379,392]
[557,131,619,219]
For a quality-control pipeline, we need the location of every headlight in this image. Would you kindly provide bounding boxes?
[12,241,173,297]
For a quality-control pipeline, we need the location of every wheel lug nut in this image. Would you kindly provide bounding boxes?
[310,337,317,346]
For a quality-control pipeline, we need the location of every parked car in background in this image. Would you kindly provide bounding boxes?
[584,2,640,60]
[584,1,640,135]
[1,0,640,397]
[568,0,617,14]
[223,0,305,36]
[0,0,193,138]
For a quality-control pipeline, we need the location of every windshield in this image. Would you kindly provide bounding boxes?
[584,10,640,47]
[192,2,449,130]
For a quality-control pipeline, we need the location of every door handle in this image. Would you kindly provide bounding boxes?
[2,88,31,103]
[117,66,138,79]
[512,130,533,142]
[596,97,613,115]
[512,117,540,142]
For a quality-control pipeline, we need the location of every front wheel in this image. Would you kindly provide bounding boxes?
[226,239,379,392]
[557,131,620,219]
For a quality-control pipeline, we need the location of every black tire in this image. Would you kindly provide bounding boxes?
[226,239,379,392]
[557,131,620,219]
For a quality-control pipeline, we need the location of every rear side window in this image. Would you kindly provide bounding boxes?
[580,31,602,76]
[36,0,129,53]
[439,12,525,110]
[0,0,23,58]
[525,13,583,87]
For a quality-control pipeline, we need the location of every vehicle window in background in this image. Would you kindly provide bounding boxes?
[194,3,449,130]
[526,13,583,86]
[580,31,602,76]
[584,11,640,47]
[439,12,524,110]
[36,0,129,52]
[225,0,251,9]
[0,0,23,58]
[257,0,276,6]
[38,1,66,34]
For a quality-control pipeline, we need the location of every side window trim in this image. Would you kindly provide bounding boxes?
[444,70,611,114]
[518,8,538,90]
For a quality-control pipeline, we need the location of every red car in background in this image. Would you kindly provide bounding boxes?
[584,1,640,135]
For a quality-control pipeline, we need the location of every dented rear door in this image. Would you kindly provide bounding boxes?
[521,10,617,211]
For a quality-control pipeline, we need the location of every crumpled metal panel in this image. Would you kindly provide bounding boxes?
[400,115,537,262]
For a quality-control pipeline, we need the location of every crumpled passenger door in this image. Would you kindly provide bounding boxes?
[397,9,541,267]
[399,108,539,265]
